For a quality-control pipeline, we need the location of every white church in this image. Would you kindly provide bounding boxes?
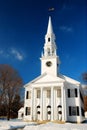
[23,16,84,123]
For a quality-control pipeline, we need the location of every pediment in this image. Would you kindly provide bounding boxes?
[35,74,64,84]
[25,73,64,87]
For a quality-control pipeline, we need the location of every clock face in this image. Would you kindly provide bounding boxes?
[46,61,52,67]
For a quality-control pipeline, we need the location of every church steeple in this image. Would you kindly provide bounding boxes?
[43,16,57,57]
[40,16,60,76]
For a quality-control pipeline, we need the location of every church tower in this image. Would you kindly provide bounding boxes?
[40,16,60,76]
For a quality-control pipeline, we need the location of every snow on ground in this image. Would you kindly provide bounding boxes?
[24,122,87,130]
[0,119,36,130]
[0,119,87,130]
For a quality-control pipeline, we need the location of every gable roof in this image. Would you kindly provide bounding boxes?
[18,107,24,112]
[24,73,80,88]
[59,74,80,85]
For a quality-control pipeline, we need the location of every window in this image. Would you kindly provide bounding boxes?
[57,89,61,97]
[37,90,40,98]
[48,38,50,42]
[67,89,78,98]
[47,105,51,108]
[26,91,31,99]
[25,107,31,115]
[47,90,51,98]
[69,106,79,116]
[70,89,75,97]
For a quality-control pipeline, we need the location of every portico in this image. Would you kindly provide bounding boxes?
[24,74,66,121]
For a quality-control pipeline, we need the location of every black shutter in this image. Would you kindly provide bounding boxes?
[26,107,28,115]
[75,89,77,97]
[69,106,71,116]
[68,89,70,97]
[77,106,79,116]
[26,91,28,99]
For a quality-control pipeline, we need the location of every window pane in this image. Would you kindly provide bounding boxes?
[71,107,76,115]
[37,90,40,98]
[47,90,51,98]
[26,107,31,115]
[69,106,79,116]
[57,89,61,97]
[70,89,75,97]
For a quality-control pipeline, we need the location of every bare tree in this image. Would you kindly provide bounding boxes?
[81,72,87,112]
[0,64,23,120]
[82,72,87,84]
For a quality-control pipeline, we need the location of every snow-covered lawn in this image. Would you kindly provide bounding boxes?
[0,119,87,130]
[0,119,36,130]
[24,122,87,130]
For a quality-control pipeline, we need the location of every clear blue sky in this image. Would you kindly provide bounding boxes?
[0,0,87,84]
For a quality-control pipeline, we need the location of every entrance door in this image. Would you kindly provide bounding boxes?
[47,105,51,120]
[57,105,62,121]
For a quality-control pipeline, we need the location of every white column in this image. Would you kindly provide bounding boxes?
[63,86,67,121]
[78,88,82,122]
[33,88,36,120]
[41,87,43,120]
[61,85,65,121]
[51,87,54,121]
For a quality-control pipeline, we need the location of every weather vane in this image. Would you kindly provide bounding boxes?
[48,7,55,17]
[48,7,55,11]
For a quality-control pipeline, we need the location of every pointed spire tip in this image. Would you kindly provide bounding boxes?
[47,16,53,34]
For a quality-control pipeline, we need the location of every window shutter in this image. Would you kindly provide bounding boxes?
[26,91,28,99]
[77,106,79,116]
[69,106,71,116]
[26,107,28,115]
[75,89,77,97]
[68,89,70,97]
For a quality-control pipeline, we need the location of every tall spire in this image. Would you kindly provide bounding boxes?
[43,16,56,57]
[47,16,53,34]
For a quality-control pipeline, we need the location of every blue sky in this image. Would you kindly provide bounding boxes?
[0,0,87,84]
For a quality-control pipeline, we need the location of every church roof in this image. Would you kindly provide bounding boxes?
[18,107,24,112]
[59,74,80,85]
[24,73,80,88]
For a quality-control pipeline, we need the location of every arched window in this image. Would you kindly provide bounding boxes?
[48,38,50,42]
[47,105,51,108]
[57,105,62,108]
[37,105,40,108]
